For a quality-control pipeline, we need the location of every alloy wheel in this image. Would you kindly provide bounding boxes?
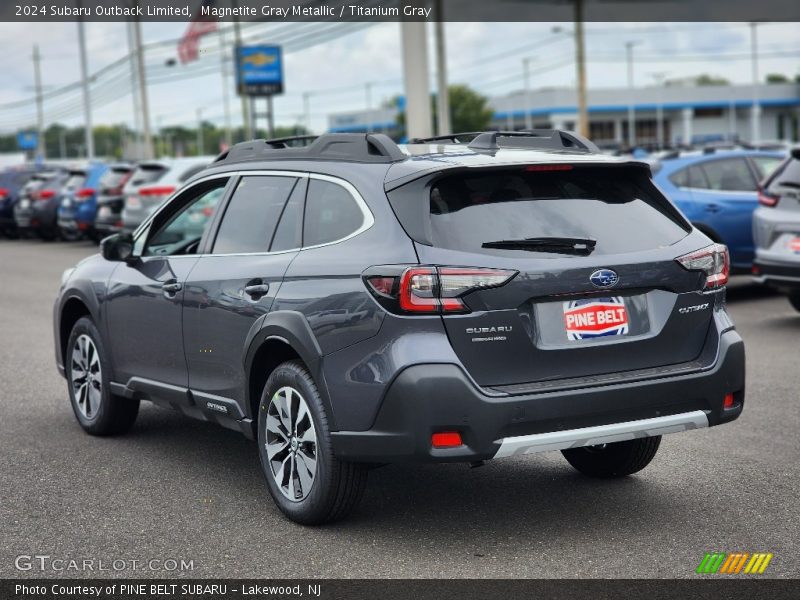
[70,334,102,419]
[265,386,318,502]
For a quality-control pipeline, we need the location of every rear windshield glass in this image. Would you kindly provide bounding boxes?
[770,158,800,189]
[99,168,131,192]
[395,166,689,256]
[64,173,86,190]
[129,165,167,186]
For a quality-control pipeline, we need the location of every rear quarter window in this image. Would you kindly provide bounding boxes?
[389,165,690,256]
[303,179,364,247]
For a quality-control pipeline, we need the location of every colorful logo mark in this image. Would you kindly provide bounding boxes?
[696,552,773,575]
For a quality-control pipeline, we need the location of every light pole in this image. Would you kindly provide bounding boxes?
[433,2,451,136]
[132,16,153,159]
[625,41,641,148]
[196,108,204,155]
[365,82,373,133]
[77,20,94,159]
[649,71,669,149]
[32,44,45,159]
[522,57,535,130]
[750,22,761,143]
[218,28,232,147]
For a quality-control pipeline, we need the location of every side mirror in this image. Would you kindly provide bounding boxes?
[100,233,137,263]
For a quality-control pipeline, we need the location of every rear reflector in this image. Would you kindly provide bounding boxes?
[676,243,729,290]
[431,432,463,448]
[723,393,735,409]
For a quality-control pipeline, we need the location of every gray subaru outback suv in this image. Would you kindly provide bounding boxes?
[54,131,744,524]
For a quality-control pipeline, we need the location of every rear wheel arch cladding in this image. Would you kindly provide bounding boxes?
[244,311,337,430]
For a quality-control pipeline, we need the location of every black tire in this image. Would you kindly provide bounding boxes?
[788,293,800,312]
[65,316,139,436]
[257,360,367,525]
[561,436,661,478]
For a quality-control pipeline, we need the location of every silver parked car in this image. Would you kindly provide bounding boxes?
[752,147,800,311]
[121,157,216,233]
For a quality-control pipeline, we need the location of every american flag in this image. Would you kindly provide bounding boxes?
[178,1,218,64]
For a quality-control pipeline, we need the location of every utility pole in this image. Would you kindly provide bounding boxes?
[625,40,640,148]
[523,57,534,130]
[132,16,153,158]
[219,28,232,147]
[126,22,142,153]
[232,16,252,139]
[365,82,373,133]
[433,2,450,136]
[400,21,432,139]
[32,44,45,159]
[196,108,204,155]
[750,22,761,143]
[573,0,588,138]
[77,20,95,159]
[303,92,311,133]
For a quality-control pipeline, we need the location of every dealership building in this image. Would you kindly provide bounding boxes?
[328,83,800,147]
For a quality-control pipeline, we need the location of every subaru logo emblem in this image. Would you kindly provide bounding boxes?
[590,269,619,288]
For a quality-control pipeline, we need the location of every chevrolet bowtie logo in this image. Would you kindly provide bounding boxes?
[696,552,773,574]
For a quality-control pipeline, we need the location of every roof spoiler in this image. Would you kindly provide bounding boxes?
[410,130,598,153]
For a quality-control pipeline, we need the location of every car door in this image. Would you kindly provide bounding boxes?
[182,173,305,414]
[688,157,759,267]
[104,176,231,401]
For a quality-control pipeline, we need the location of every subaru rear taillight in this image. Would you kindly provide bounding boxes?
[676,243,729,290]
[758,188,779,207]
[366,266,517,314]
[36,189,55,201]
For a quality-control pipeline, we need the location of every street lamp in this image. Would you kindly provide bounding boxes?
[649,71,669,149]
[750,22,761,143]
[522,57,537,130]
[625,41,642,148]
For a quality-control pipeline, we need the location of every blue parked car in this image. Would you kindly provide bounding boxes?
[57,163,108,241]
[653,150,785,272]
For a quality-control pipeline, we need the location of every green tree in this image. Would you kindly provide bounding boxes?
[394,84,494,139]
[694,74,730,86]
[765,73,789,84]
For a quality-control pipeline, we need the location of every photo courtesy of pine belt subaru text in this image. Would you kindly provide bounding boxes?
[54,131,744,525]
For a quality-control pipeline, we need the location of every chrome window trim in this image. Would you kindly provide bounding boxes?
[132,170,374,260]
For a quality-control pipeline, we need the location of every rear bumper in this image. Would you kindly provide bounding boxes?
[752,259,800,291]
[331,329,744,463]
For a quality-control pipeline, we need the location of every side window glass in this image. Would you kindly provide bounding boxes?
[752,156,782,179]
[700,158,756,192]
[688,166,708,189]
[144,180,227,256]
[270,178,307,252]
[303,179,364,247]
[213,176,296,254]
[669,168,689,188]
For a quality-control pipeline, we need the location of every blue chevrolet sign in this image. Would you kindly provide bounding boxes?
[17,131,38,150]
[236,45,283,96]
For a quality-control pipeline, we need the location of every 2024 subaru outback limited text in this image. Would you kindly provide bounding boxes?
[54,131,744,524]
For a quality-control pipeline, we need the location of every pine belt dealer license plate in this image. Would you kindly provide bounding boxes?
[563,296,630,341]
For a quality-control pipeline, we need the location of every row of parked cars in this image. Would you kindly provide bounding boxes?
[2,145,800,309]
[0,156,215,243]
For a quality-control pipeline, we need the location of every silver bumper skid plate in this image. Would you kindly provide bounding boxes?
[494,410,709,458]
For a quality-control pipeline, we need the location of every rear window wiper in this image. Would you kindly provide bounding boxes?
[481,237,597,256]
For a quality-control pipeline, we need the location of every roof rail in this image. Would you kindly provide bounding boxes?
[458,130,597,153]
[213,133,406,165]
[408,132,483,144]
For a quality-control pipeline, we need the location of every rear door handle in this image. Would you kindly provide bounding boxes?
[162,280,183,295]
[244,281,270,298]
[705,203,721,213]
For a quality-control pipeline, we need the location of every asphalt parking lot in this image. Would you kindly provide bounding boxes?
[1,237,798,579]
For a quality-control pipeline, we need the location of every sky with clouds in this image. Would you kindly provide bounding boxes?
[0,20,796,134]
